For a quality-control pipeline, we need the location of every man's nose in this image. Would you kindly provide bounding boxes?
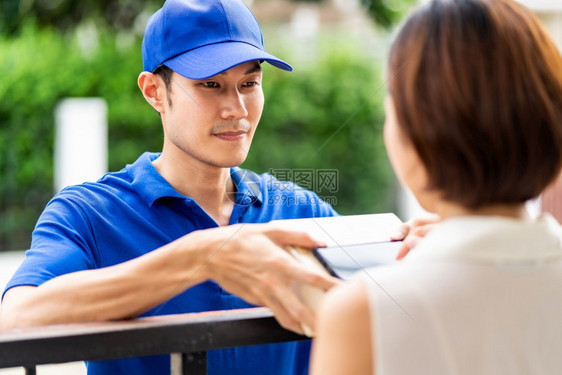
[220,90,248,120]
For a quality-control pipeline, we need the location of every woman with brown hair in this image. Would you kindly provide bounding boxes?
[310,0,562,374]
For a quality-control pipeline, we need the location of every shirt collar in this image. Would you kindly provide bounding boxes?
[407,214,562,264]
[128,152,184,206]
[230,167,263,205]
[128,152,263,207]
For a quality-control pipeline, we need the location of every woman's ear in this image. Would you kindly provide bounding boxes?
[138,72,167,113]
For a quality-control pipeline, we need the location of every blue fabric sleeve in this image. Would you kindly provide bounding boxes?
[2,193,98,299]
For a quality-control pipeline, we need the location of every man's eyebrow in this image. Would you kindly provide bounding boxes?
[244,64,262,74]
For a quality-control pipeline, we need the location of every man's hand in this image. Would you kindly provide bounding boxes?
[192,223,340,335]
[390,215,440,259]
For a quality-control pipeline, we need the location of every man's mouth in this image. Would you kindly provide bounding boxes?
[214,131,247,141]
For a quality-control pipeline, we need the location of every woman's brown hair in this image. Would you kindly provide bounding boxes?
[388,0,562,209]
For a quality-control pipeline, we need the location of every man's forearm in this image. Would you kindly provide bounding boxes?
[0,232,210,329]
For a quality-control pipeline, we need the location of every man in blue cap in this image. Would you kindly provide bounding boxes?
[0,0,340,374]
[1,0,431,373]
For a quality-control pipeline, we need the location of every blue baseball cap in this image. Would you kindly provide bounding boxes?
[142,0,293,79]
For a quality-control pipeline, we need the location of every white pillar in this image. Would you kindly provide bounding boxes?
[54,98,108,192]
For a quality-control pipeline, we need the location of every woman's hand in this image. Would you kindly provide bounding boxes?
[390,215,441,259]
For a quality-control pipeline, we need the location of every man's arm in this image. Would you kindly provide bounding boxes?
[0,223,338,335]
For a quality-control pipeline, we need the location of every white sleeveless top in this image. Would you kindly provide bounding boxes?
[360,214,562,375]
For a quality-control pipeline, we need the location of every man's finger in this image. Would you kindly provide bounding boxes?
[277,285,317,335]
[288,261,340,291]
[264,226,327,249]
[266,294,306,335]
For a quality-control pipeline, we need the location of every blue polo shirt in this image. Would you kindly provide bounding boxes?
[4,152,338,375]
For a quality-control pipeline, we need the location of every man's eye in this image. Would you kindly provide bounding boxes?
[202,82,219,88]
[243,81,258,87]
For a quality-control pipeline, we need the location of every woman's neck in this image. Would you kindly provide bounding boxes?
[435,201,530,221]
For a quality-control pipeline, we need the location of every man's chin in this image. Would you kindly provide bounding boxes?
[212,157,247,169]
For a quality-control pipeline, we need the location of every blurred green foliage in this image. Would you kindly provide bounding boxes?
[360,0,416,28]
[0,0,415,36]
[0,0,153,35]
[0,24,396,251]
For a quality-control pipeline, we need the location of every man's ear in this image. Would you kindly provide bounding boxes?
[138,72,167,113]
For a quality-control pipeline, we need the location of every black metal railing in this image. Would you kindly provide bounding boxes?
[0,307,307,375]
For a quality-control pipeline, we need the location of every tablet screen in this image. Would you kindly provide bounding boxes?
[313,241,402,279]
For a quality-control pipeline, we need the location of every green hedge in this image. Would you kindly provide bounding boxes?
[0,25,396,251]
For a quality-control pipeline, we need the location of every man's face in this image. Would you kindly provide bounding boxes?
[161,61,264,169]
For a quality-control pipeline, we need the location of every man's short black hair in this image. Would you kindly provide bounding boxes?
[153,65,173,106]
